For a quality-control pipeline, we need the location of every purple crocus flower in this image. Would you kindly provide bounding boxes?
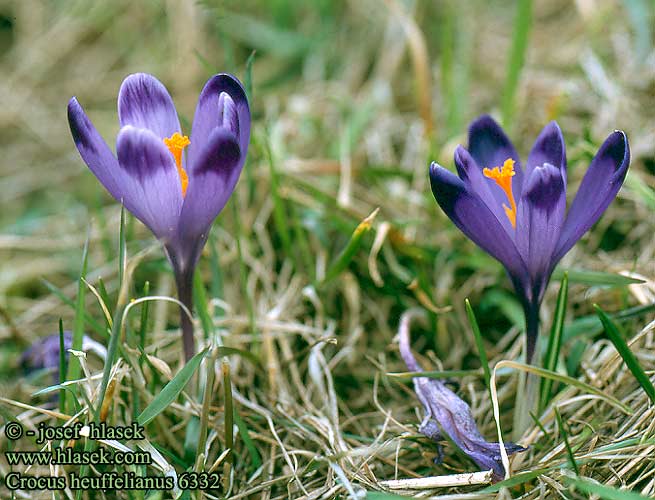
[68,73,250,361]
[429,115,630,361]
[398,311,525,480]
[20,332,107,380]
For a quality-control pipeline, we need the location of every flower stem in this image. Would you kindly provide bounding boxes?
[513,300,541,438]
[513,370,538,440]
[175,268,195,362]
[525,300,540,364]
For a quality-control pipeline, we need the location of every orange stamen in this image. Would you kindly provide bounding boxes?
[483,158,517,228]
[163,132,190,196]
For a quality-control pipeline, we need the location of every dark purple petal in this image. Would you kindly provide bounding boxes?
[21,332,72,376]
[117,73,181,140]
[468,114,524,199]
[525,121,567,185]
[515,163,566,301]
[116,126,183,241]
[187,74,250,174]
[174,127,242,271]
[21,333,107,380]
[553,131,630,263]
[68,97,127,201]
[429,163,528,282]
[399,312,525,481]
[454,146,515,237]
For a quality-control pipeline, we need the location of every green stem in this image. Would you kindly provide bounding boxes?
[175,269,195,362]
[525,300,540,364]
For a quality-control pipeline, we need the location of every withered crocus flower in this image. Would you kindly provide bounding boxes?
[68,73,250,361]
[398,311,525,481]
[429,115,630,361]
[20,332,107,379]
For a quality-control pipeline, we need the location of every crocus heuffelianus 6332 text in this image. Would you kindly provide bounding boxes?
[68,73,250,361]
[429,115,630,361]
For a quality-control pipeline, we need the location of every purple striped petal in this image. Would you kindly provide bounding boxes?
[68,97,127,201]
[117,73,181,140]
[187,74,250,174]
[454,145,515,237]
[429,163,528,281]
[116,126,183,241]
[468,114,524,199]
[526,121,567,185]
[175,127,242,270]
[515,164,566,301]
[553,131,630,263]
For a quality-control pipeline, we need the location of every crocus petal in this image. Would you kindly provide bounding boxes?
[468,114,524,199]
[454,146,515,236]
[399,312,525,481]
[525,121,567,185]
[115,125,183,241]
[175,127,242,271]
[553,131,630,264]
[117,73,181,140]
[187,74,250,173]
[68,97,127,201]
[20,332,107,380]
[429,163,528,282]
[21,332,72,375]
[515,163,566,301]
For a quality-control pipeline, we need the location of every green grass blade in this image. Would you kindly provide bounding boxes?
[480,468,550,492]
[218,11,313,58]
[440,0,453,123]
[366,492,407,500]
[208,233,224,304]
[563,302,655,342]
[195,350,215,461]
[138,281,150,351]
[66,231,90,402]
[223,360,234,465]
[215,346,262,369]
[622,0,653,61]
[292,203,314,277]
[230,191,256,341]
[566,476,652,499]
[552,267,644,286]
[501,0,532,127]
[465,299,491,398]
[77,300,127,497]
[232,405,262,471]
[118,204,126,289]
[41,279,105,337]
[244,50,255,102]
[137,348,207,427]
[264,135,293,261]
[94,304,125,423]
[625,171,655,210]
[58,318,67,415]
[494,360,632,414]
[193,270,215,342]
[320,209,377,285]
[243,51,257,203]
[555,407,579,475]
[595,304,655,404]
[540,272,568,412]
[96,277,112,319]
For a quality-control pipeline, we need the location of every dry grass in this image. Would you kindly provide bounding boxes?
[0,0,654,499]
